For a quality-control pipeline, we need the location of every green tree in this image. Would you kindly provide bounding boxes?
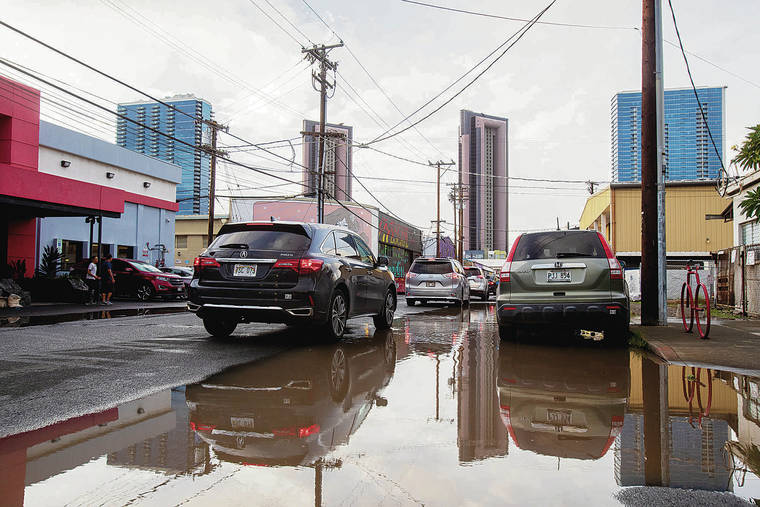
[732,124,760,172]
[37,242,63,278]
[734,124,760,219]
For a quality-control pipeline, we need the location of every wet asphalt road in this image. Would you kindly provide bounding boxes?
[0,301,435,439]
[2,302,760,505]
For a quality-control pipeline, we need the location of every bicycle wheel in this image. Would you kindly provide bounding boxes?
[694,283,711,339]
[680,282,694,332]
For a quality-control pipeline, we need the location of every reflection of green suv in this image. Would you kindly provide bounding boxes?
[496,230,629,341]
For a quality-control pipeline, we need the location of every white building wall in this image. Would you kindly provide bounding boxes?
[39,146,176,202]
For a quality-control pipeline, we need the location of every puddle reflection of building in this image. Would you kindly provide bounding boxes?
[107,387,212,476]
[616,356,759,491]
[456,330,507,462]
[0,390,208,506]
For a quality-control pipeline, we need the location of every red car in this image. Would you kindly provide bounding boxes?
[109,258,185,301]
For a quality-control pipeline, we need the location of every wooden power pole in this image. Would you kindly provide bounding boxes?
[303,42,343,223]
[204,120,228,246]
[641,0,660,325]
[429,160,455,257]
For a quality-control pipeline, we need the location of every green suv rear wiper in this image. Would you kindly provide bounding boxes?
[556,252,587,258]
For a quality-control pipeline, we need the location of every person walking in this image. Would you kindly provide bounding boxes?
[100,254,115,306]
[85,255,100,305]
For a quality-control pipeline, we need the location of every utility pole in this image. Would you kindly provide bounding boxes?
[303,42,344,223]
[449,187,457,259]
[203,120,229,246]
[655,0,667,325]
[641,0,660,325]
[447,182,469,263]
[430,160,455,257]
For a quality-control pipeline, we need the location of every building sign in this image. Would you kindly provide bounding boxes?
[466,250,485,259]
[487,250,507,259]
[378,212,422,254]
[378,212,423,282]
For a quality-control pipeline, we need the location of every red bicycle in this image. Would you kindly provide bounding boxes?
[680,260,711,339]
[681,366,713,428]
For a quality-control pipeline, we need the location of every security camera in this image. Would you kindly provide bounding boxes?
[60,160,71,168]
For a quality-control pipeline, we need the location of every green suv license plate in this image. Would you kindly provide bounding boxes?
[547,270,571,282]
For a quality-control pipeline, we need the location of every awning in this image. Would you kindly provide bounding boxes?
[0,194,120,219]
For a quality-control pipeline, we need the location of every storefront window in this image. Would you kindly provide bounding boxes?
[61,240,83,271]
[90,243,112,259]
[117,245,134,259]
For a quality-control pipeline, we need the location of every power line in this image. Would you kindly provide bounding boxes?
[665,0,726,178]
[400,0,637,30]
[366,0,557,145]
[299,0,443,159]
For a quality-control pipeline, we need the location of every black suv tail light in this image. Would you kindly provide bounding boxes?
[273,258,324,275]
[193,256,220,277]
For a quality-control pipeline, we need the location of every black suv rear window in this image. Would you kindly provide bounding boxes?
[464,268,481,277]
[513,232,605,261]
[410,261,453,274]
[211,224,311,252]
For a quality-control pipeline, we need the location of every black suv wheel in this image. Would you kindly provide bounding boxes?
[203,317,237,339]
[373,289,396,330]
[322,289,348,340]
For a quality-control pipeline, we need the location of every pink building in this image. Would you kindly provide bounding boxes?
[459,110,508,252]
[302,120,353,201]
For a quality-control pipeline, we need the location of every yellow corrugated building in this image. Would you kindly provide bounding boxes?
[579,181,732,261]
[174,215,227,267]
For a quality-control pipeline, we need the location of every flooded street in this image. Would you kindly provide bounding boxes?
[2,305,759,506]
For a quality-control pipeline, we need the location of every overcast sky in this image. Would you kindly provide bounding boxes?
[3,0,760,242]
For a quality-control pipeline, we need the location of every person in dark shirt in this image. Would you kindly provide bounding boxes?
[100,254,115,305]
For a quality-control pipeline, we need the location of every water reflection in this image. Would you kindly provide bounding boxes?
[0,389,208,506]
[185,330,396,468]
[497,342,629,460]
[2,305,760,504]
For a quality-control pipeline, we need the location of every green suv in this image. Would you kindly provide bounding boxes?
[496,230,629,341]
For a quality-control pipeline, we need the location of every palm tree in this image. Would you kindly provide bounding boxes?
[734,124,760,219]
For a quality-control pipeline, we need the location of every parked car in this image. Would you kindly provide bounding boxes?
[464,266,489,301]
[404,257,470,306]
[485,269,498,298]
[496,230,630,342]
[185,329,396,467]
[111,258,185,301]
[498,342,628,459]
[160,266,193,295]
[188,221,397,340]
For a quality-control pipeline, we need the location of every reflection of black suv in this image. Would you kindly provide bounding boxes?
[188,222,397,339]
[185,329,396,466]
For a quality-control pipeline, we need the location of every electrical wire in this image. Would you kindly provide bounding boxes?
[400,0,637,30]
[665,0,726,177]
[366,0,557,145]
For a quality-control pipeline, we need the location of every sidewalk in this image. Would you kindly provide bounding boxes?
[0,299,187,323]
[634,318,760,376]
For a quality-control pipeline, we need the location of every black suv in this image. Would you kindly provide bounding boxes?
[188,221,397,339]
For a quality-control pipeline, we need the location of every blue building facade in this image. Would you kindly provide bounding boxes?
[611,87,725,182]
[117,96,212,215]
[36,121,181,268]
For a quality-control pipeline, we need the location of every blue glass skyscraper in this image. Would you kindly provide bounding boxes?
[117,95,212,214]
[611,87,725,182]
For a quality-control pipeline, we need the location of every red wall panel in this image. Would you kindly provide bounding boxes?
[7,219,36,277]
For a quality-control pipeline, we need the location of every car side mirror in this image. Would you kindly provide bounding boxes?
[125,267,134,272]
[377,256,389,267]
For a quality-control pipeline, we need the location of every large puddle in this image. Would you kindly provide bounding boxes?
[1,306,759,505]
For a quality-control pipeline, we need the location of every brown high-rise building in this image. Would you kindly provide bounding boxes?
[302,120,353,201]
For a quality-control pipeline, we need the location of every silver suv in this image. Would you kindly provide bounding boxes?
[496,231,629,341]
[405,257,470,306]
